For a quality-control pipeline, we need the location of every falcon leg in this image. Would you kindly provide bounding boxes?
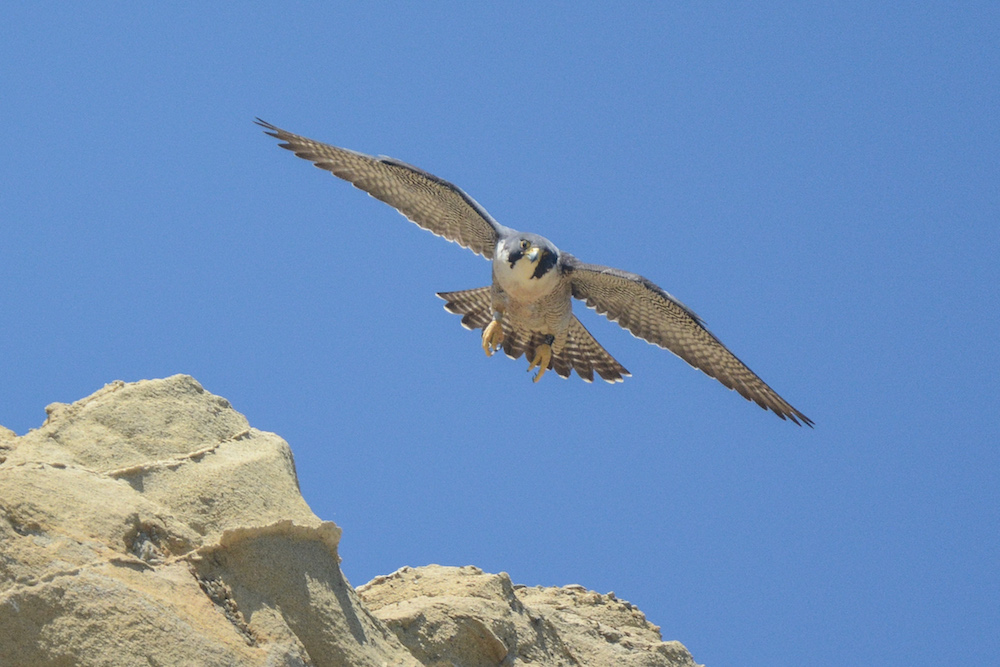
[482,319,504,357]
[527,335,555,383]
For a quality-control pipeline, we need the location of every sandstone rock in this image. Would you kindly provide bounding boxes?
[359,565,700,667]
[0,376,701,667]
[0,376,417,667]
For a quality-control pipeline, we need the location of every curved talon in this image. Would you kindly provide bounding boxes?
[527,343,553,383]
[482,320,504,357]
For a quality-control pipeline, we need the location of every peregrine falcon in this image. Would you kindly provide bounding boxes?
[257,120,813,426]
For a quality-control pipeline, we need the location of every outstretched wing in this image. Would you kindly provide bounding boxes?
[565,257,813,426]
[256,119,509,259]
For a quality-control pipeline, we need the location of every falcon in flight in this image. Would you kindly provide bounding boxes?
[257,120,813,426]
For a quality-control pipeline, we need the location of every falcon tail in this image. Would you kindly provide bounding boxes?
[437,288,630,384]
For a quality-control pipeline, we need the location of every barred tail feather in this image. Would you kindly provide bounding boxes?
[437,287,493,330]
[499,317,628,383]
[437,290,629,384]
[560,316,630,383]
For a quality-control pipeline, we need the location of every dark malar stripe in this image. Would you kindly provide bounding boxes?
[531,249,558,279]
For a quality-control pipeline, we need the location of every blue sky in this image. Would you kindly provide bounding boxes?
[2,4,997,665]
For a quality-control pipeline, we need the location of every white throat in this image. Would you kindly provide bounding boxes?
[494,253,559,300]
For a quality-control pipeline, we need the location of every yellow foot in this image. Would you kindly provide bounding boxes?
[527,343,552,383]
[482,320,504,357]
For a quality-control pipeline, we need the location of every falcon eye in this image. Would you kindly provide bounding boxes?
[519,240,530,250]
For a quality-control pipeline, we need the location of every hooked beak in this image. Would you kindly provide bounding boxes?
[526,246,540,263]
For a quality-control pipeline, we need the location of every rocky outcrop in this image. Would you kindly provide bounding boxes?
[359,565,699,667]
[0,376,700,667]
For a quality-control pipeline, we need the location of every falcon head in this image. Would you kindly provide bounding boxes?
[498,234,559,278]
[493,233,562,299]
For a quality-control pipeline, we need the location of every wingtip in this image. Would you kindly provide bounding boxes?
[254,118,282,139]
[782,409,815,428]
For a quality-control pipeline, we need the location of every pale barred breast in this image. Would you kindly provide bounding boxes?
[504,282,574,337]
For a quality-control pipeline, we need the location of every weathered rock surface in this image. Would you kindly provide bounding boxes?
[0,375,701,667]
[359,565,700,667]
